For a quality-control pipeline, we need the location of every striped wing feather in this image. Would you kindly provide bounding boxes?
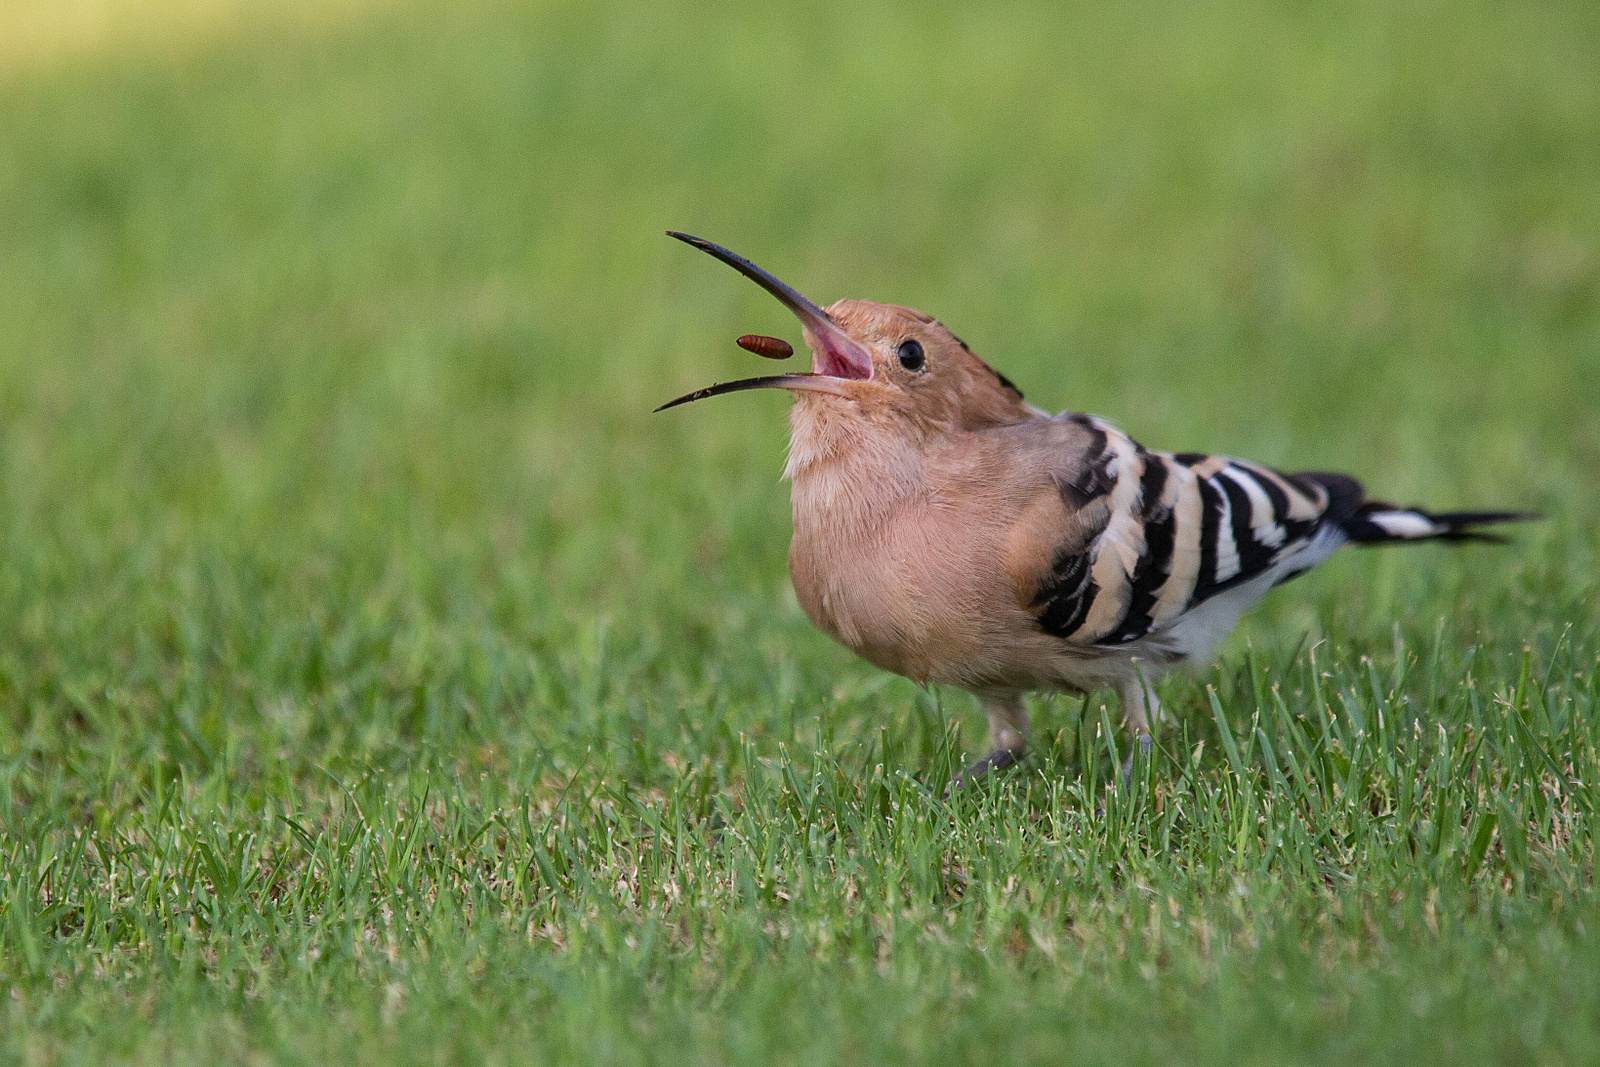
[1026,416,1340,648]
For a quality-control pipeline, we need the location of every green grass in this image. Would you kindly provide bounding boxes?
[2,0,1598,1062]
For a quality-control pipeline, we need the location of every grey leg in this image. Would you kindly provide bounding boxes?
[946,693,1030,794]
[1117,671,1160,741]
[1116,675,1159,784]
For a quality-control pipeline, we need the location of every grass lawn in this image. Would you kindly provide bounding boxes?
[2,0,1598,1062]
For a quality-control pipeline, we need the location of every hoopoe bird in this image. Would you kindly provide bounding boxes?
[659,232,1535,786]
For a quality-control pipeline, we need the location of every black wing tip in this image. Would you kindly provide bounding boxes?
[1289,471,1367,524]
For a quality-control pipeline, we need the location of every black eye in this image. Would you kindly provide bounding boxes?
[896,339,926,372]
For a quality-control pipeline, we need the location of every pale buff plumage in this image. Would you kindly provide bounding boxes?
[779,301,1167,765]
[659,233,1535,784]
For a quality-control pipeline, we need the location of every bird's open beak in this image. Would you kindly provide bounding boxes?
[655,232,875,412]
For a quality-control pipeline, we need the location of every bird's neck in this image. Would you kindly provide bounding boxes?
[784,399,925,531]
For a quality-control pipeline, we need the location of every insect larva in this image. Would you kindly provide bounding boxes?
[737,334,793,360]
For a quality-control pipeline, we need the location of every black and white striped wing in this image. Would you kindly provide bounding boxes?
[1028,416,1346,648]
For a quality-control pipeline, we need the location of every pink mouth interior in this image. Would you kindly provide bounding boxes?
[809,332,873,380]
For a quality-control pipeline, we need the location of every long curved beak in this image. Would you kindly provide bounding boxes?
[666,232,874,382]
[653,373,857,412]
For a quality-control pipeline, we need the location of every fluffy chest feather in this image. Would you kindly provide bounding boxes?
[782,406,1038,685]
[785,427,932,678]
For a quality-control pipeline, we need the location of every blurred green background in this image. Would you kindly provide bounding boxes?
[4,0,1594,746]
[1,0,1597,1062]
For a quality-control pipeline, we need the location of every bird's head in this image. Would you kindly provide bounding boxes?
[658,233,1033,449]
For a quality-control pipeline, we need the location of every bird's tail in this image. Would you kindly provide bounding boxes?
[1289,472,1538,546]
[1339,503,1540,546]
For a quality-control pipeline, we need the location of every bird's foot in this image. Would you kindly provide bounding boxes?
[944,747,1024,797]
[1119,733,1155,788]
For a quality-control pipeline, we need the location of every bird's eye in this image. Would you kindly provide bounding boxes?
[896,339,926,372]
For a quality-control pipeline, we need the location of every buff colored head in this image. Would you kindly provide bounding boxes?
[657,233,1031,438]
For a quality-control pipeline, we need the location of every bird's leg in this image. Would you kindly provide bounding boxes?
[946,693,1031,793]
[1115,674,1158,784]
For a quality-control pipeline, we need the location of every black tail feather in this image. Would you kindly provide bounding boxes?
[1341,503,1540,546]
